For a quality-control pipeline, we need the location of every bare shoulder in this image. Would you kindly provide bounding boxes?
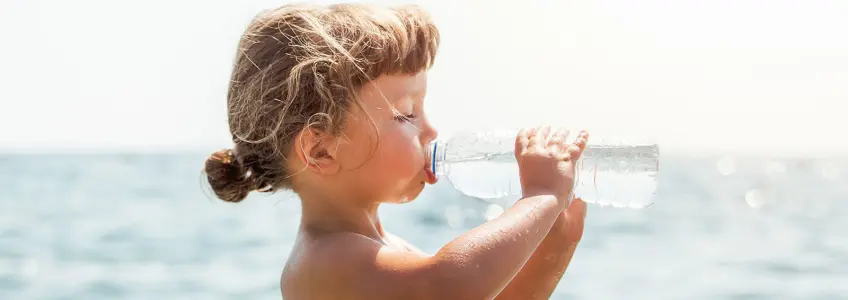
[281,232,439,300]
[385,231,428,255]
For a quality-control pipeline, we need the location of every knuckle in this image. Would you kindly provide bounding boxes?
[567,146,581,156]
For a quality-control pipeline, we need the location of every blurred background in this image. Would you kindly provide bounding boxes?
[1,0,846,299]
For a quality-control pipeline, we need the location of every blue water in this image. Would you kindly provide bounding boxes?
[1,153,847,299]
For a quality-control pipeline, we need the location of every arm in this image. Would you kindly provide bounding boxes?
[494,199,587,300]
[308,194,567,300]
[430,194,569,299]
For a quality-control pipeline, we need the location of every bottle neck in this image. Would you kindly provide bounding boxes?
[427,140,447,179]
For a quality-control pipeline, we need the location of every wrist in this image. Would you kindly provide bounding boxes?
[521,188,570,208]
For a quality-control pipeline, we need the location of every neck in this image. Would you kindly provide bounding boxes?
[296,185,385,241]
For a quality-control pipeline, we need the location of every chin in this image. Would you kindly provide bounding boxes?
[389,183,426,204]
[390,195,419,204]
[387,197,415,204]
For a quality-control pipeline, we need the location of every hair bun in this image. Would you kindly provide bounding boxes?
[205,149,254,202]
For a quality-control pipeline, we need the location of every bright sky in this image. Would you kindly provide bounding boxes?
[1,0,846,156]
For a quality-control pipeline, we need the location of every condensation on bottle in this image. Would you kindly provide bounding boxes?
[427,129,660,209]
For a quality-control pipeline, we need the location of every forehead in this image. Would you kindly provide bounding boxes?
[357,72,427,107]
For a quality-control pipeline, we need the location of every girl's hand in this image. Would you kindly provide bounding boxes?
[515,126,589,207]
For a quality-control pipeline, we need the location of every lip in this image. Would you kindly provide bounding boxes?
[424,167,437,184]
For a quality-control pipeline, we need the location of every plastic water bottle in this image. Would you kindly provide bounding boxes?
[427,129,660,209]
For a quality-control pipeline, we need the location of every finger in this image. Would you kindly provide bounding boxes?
[572,130,589,151]
[547,128,567,155]
[561,197,587,243]
[527,126,544,149]
[567,130,590,160]
[567,197,588,221]
[534,125,552,150]
[538,125,552,144]
[547,127,570,151]
[515,128,530,158]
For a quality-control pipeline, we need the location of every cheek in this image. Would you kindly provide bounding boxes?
[348,134,422,199]
[364,128,424,183]
[382,128,424,167]
[339,121,426,195]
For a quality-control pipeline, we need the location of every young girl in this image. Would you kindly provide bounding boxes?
[205,3,589,299]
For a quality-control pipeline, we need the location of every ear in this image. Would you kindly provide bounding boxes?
[293,127,341,175]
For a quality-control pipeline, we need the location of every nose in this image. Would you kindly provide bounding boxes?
[420,118,439,144]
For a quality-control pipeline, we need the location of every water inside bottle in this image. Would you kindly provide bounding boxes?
[572,156,658,208]
[427,134,660,209]
[442,155,658,209]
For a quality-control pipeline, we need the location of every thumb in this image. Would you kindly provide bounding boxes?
[568,197,588,221]
[560,197,587,243]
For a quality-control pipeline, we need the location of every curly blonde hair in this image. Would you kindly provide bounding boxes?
[204,3,440,202]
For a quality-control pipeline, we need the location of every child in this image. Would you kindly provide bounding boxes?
[205,3,589,299]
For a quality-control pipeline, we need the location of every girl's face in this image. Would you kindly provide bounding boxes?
[333,71,439,204]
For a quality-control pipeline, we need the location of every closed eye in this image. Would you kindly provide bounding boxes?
[394,113,417,122]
